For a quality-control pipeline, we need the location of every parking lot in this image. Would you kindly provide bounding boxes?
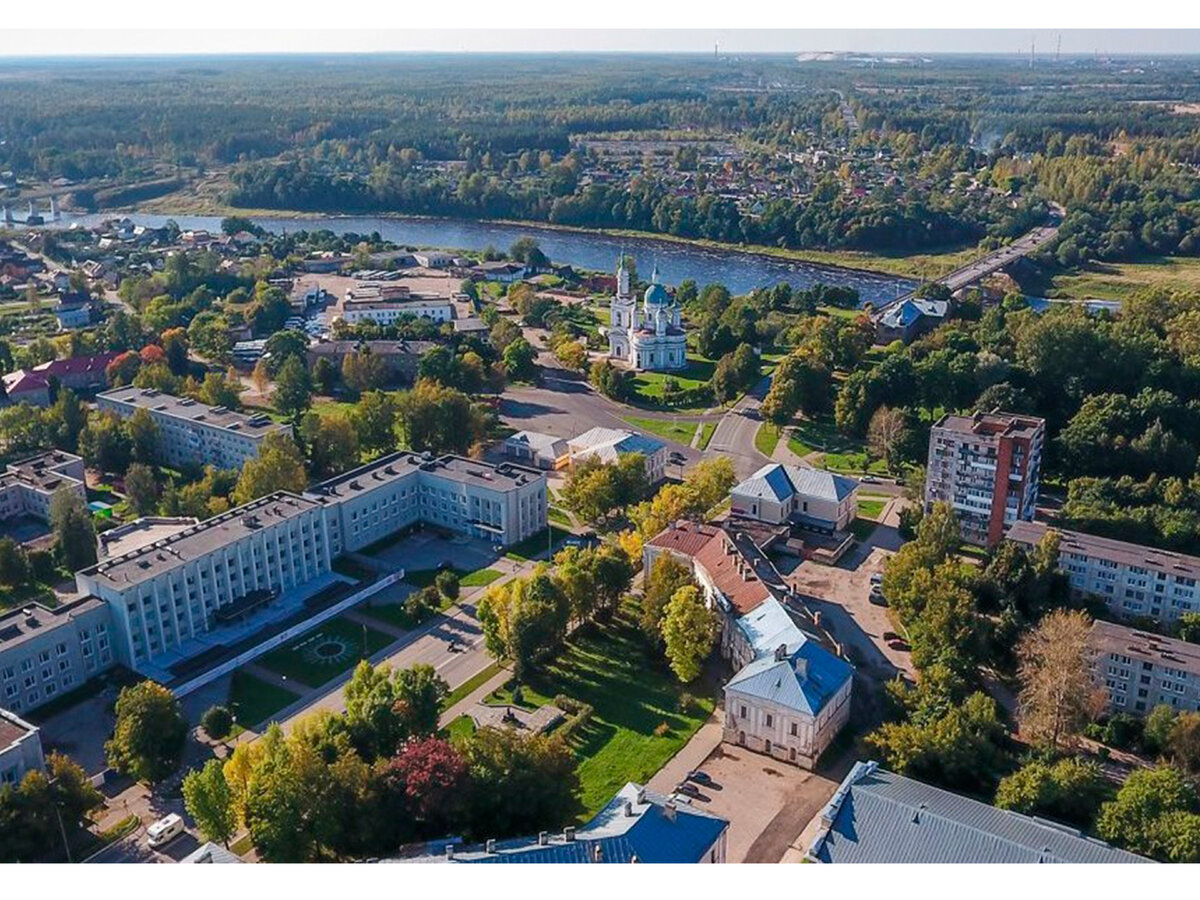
[646,714,849,863]
[781,538,915,684]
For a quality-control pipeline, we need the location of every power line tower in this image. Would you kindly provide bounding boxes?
[1056,33,1062,62]
[1029,36,1036,70]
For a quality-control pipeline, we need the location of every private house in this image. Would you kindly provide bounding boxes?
[388,782,729,864]
[808,761,1150,864]
[730,464,858,534]
[1007,520,1200,628]
[873,297,949,344]
[567,426,668,485]
[470,261,527,283]
[645,521,853,768]
[1,370,52,407]
[505,430,570,470]
[53,291,95,330]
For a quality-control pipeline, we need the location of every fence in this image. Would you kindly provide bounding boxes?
[171,570,404,699]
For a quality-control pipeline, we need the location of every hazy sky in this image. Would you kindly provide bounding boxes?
[2,29,1199,58]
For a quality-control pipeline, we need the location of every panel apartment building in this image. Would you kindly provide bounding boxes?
[1008,521,1199,627]
[96,387,294,471]
[1091,620,1200,716]
[924,410,1045,547]
[0,450,87,527]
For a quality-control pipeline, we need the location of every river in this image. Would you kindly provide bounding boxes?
[49,213,916,307]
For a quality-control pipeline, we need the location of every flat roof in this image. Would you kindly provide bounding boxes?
[313,451,544,501]
[1007,520,1200,581]
[0,707,37,751]
[1090,620,1200,676]
[98,387,290,437]
[933,409,1044,441]
[1,450,82,494]
[98,518,198,558]
[80,492,321,590]
[0,596,108,653]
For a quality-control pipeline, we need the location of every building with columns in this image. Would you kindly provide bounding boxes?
[607,260,687,371]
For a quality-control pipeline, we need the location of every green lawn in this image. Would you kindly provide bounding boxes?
[228,669,299,731]
[622,414,700,445]
[257,616,394,688]
[506,525,572,562]
[857,497,887,520]
[404,565,502,589]
[632,357,714,399]
[787,417,889,475]
[823,450,889,476]
[484,606,717,819]
[1047,255,1200,301]
[444,714,477,743]
[548,506,572,526]
[696,421,716,450]
[754,423,781,457]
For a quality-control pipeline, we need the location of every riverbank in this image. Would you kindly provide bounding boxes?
[120,188,972,282]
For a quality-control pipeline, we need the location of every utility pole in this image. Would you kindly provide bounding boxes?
[1056,34,1062,62]
[48,777,73,863]
[1029,36,1035,70]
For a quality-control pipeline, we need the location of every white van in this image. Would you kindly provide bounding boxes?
[146,813,184,848]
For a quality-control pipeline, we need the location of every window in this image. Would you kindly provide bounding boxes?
[765,714,773,728]
[739,705,747,719]
[790,723,798,737]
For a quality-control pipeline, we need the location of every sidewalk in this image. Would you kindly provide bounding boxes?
[438,665,514,728]
[770,429,811,467]
[645,708,726,794]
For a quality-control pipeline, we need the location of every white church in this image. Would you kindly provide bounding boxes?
[607,259,687,372]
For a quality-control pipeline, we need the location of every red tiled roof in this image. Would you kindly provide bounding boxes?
[693,532,772,616]
[646,521,722,557]
[32,352,119,378]
[2,370,50,394]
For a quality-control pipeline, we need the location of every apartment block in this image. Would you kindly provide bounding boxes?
[74,493,334,670]
[0,450,87,527]
[0,598,115,716]
[924,410,1045,547]
[1091,620,1200,716]
[314,451,548,554]
[1008,521,1199,626]
[96,387,293,471]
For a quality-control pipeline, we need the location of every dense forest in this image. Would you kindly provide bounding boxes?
[4,54,1200,259]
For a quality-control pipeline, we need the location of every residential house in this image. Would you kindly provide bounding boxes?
[730,464,858,534]
[567,426,668,485]
[873,297,949,344]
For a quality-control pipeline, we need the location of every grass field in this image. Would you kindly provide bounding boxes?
[228,669,299,731]
[257,616,394,688]
[506,525,572,562]
[754,423,781,457]
[786,417,889,475]
[622,414,701,445]
[444,714,477,743]
[484,605,717,819]
[548,506,572,526]
[1048,256,1200,301]
[857,496,888,519]
[404,565,503,589]
[696,421,716,450]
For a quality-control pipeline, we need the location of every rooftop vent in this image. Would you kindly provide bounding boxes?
[485,839,495,854]
[563,827,576,842]
[538,831,549,846]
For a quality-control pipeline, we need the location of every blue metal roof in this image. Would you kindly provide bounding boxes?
[811,762,1152,864]
[725,618,853,717]
[388,783,728,864]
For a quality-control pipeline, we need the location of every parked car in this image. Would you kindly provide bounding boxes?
[146,813,184,849]
[674,781,701,798]
[887,638,911,652]
[687,770,713,786]
[870,572,884,587]
[882,631,900,642]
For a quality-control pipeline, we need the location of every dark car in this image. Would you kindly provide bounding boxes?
[882,631,900,642]
[887,637,911,652]
[674,781,701,798]
[687,770,713,786]
[869,590,889,607]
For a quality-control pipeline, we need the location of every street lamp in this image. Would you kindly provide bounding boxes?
[47,777,73,863]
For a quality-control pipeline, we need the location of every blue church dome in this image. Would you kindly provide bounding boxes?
[643,282,671,307]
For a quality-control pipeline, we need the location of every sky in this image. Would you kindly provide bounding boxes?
[2,27,1199,59]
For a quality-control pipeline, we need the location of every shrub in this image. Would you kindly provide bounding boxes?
[200,705,234,740]
[435,569,460,601]
[653,721,670,737]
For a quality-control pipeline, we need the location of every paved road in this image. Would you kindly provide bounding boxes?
[873,215,1062,317]
[705,376,772,479]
